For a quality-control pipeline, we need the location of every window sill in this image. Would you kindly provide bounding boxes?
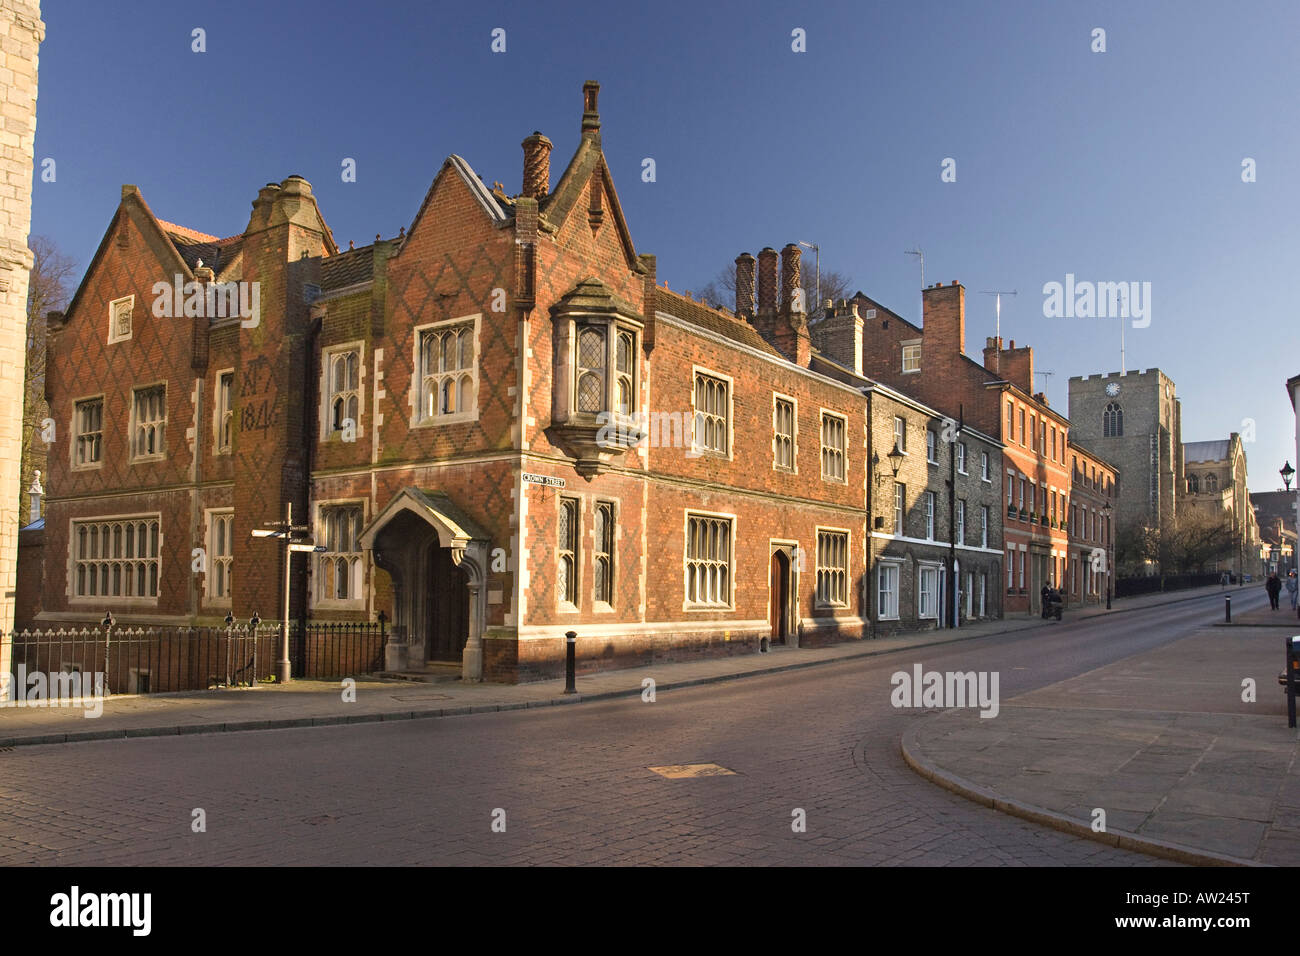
[313,599,366,610]
[557,602,580,614]
[130,455,167,465]
[71,597,159,606]
[71,462,104,472]
[683,603,735,612]
[592,601,614,614]
[411,412,479,428]
[877,614,900,622]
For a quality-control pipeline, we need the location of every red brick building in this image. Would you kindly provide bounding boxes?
[1067,441,1118,605]
[847,281,1116,615]
[30,83,1002,682]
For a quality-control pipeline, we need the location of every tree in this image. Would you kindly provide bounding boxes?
[1171,509,1236,573]
[21,236,77,523]
[692,263,855,316]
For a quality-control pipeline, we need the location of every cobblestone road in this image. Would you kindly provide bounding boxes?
[0,596,1236,865]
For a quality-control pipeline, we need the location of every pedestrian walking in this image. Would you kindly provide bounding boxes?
[1267,572,1282,610]
[1287,570,1298,610]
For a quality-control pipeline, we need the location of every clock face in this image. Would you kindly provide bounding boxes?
[1105,382,1121,397]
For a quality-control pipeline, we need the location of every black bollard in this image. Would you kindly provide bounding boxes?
[1225,596,1231,624]
[563,630,577,694]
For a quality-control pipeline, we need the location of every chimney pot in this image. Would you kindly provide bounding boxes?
[521,131,554,199]
[756,248,778,314]
[780,243,802,314]
[735,253,756,317]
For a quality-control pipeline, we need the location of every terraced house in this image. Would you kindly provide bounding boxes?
[848,281,1107,616]
[28,83,995,684]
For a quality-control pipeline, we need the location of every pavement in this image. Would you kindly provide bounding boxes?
[0,583,1223,749]
[903,585,1300,866]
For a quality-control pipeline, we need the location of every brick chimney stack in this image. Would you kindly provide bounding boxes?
[756,247,778,314]
[809,299,863,375]
[983,336,1003,371]
[922,280,965,358]
[521,131,553,199]
[735,253,755,317]
[983,335,1034,393]
[780,243,802,314]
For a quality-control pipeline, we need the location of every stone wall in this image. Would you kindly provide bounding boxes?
[0,0,42,697]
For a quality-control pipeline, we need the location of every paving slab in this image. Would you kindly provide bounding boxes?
[903,608,1300,865]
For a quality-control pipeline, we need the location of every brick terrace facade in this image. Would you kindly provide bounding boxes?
[840,280,1116,616]
[1066,440,1118,605]
[25,83,1009,682]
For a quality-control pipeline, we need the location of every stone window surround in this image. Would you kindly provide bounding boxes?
[68,512,162,605]
[813,525,850,609]
[772,392,798,473]
[819,408,848,484]
[129,382,167,463]
[683,509,736,612]
[203,508,234,606]
[71,393,104,471]
[410,314,480,428]
[321,341,366,442]
[312,498,368,609]
[690,366,733,460]
[213,368,234,455]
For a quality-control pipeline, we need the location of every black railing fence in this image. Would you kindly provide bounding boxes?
[3,619,388,697]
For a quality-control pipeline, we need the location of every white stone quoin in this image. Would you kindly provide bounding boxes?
[0,1,44,701]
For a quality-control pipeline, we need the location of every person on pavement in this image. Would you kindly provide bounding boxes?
[1287,570,1298,610]
[1266,572,1282,610]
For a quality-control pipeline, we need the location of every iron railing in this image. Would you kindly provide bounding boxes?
[3,618,389,697]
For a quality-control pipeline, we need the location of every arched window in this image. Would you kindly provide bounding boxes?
[1103,402,1123,437]
[1205,473,1218,493]
[1187,473,1200,494]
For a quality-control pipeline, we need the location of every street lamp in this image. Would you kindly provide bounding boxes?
[1282,461,1295,492]
[872,442,906,487]
[1101,503,1113,610]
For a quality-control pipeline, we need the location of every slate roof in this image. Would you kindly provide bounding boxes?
[320,236,404,291]
[1185,439,1231,463]
[656,288,782,358]
[157,218,244,272]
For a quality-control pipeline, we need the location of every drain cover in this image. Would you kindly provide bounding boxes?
[649,763,736,779]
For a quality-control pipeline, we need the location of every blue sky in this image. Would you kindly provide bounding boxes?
[31,0,1300,493]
